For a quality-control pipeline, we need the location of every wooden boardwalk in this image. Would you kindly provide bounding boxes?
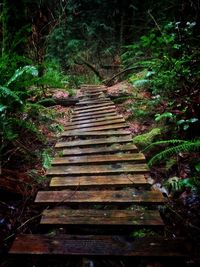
[9,85,194,260]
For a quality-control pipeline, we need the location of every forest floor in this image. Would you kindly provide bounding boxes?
[0,81,200,266]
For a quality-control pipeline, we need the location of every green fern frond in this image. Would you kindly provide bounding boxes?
[6,65,38,87]
[0,86,22,104]
[148,139,200,166]
[143,139,186,152]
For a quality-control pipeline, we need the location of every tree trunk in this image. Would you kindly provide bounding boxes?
[2,0,27,55]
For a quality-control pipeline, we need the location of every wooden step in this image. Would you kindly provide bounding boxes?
[79,96,108,101]
[71,112,117,121]
[64,118,125,131]
[72,110,117,119]
[63,123,128,132]
[74,103,115,111]
[55,136,132,148]
[81,85,106,90]
[74,102,114,110]
[52,153,146,165]
[9,234,191,257]
[46,163,149,176]
[35,189,165,204]
[68,115,123,126]
[81,88,107,93]
[62,143,138,156]
[60,130,131,137]
[77,99,111,105]
[50,174,149,188]
[40,209,164,226]
[73,105,115,114]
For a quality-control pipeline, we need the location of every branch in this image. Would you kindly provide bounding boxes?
[77,58,104,81]
[104,66,143,86]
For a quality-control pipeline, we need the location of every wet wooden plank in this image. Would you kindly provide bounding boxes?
[77,99,111,105]
[66,115,123,127]
[41,209,164,226]
[60,130,131,137]
[64,123,128,132]
[71,112,117,121]
[72,110,117,119]
[46,163,149,176]
[35,189,164,204]
[81,84,107,90]
[55,136,132,148]
[74,102,114,111]
[81,88,107,93]
[62,143,138,156]
[50,174,149,188]
[73,105,115,114]
[9,234,191,257]
[64,118,125,131]
[78,97,109,103]
[52,153,145,165]
[80,92,106,99]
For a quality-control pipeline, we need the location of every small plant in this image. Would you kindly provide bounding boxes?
[42,149,53,170]
[165,177,194,194]
[130,229,155,238]
[143,139,200,166]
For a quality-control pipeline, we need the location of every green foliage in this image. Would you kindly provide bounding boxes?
[133,128,162,147]
[144,139,200,166]
[155,112,174,122]
[0,58,57,165]
[38,61,69,89]
[122,20,200,99]
[127,97,161,120]
[6,65,38,87]
[165,177,195,193]
[130,229,155,238]
[42,149,53,170]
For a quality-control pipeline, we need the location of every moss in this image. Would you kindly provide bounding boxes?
[133,128,162,147]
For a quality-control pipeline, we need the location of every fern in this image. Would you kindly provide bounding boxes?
[0,86,22,104]
[143,139,186,152]
[6,65,38,87]
[146,139,200,166]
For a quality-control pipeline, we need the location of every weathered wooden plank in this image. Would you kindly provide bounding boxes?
[55,136,132,148]
[50,174,149,188]
[72,110,117,119]
[74,102,114,111]
[81,88,107,93]
[35,189,164,204]
[60,130,131,137]
[78,97,109,103]
[9,234,191,257]
[41,209,164,226]
[62,143,138,156]
[77,99,111,105]
[81,84,106,89]
[73,105,115,114]
[46,163,149,176]
[67,115,123,126]
[71,112,117,121]
[64,118,125,131]
[52,153,145,165]
[81,94,107,99]
[64,123,128,132]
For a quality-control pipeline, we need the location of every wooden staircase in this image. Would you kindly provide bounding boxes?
[9,85,193,261]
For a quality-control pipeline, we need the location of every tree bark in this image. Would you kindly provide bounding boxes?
[2,0,27,55]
